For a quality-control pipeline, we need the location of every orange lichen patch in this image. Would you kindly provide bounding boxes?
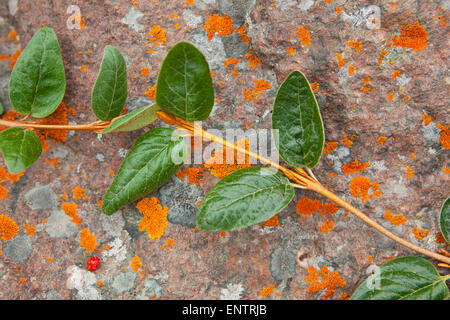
[436,232,446,244]
[80,228,97,253]
[72,186,87,200]
[0,166,24,199]
[219,231,226,237]
[439,14,448,27]
[383,210,407,226]
[349,176,382,203]
[297,26,311,47]
[108,169,114,176]
[24,224,36,236]
[411,153,416,160]
[340,134,354,148]
[45,157,60,167]
[377,49,387,66]
[223,57,240,67]
[19,278,28,284]
[318,218,334,234]
[444,167,450,174]
[186,0,194,5]
[149,25,167,47]
[243,79,271,101]
[392,70,401,79]
[176,167,204,188]
[259,284,275,297]
[79,65,87,72]
[387,92,394,101]
[305,265,346,300]
[335,52,345,69]
[403,164,415,180]
[341,160,370,175]
[204,14,233,41]
[392,21,428,52]
[310,82,319,92]
[136,197,168,240]
[296,197,322,217]
[96,281,104,289]
[377,136,388,146]
[145,84,156,100]
[347,41,362,54]
[61,202,82,226]
[422,114,432,126]
[0,214,19,241]
[348,65,357,76]
[234,25,250,44]
[336,6,342,15]
[141,67,150,76]
[323,141,338,155]
[131,256,145,273]
[286,47,296,55]
[204,139,250,178]
[243,51,260,68]
[160,238,175,251]
[45,257,54,263]
[412,228,429,240]
[37,101,69,143]
[264,215,280,227]
[436,123,450,149]
[174,23,181,30]
[368,255,373,265]
[8,30,18,42]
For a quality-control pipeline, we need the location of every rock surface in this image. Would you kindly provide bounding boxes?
[0,0,448,300]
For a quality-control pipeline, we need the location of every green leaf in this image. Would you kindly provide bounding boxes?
[0,101,4,115]
[156,41,214,122]
[0,127,42,174]
[440,198,450,243]
[272,71,324,168]
[196,166,294,231]
[102,128,187,215]
[101,104,160,134]
[9,27,66,118]
[350,256,449,300]
[91,45,128,121]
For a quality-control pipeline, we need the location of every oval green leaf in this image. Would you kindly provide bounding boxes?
[156,41,214,122]
[9,27,66,118]
[272,71,324,168]
[91,45,128,121]
[440,198,450,243]
[101,104,160,134]
[351,256,449,300]
[0,127,42,174]
[102,128,187,215]
[196,166,294,231]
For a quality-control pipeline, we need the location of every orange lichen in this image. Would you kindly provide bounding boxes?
[131,256,145,273]
[349,176,382,203]
[24,224,36,236]
[61,202,82,226]
[422,114,432,126]
[186,0,194,5]
[387,92,394,101]
[341,160,370,175]
[310,82,319,92]
[392,21,428,52]
[340,134,354,148]
[79,228,97,253]
[80,65,86,72]
[444,167,450,174]
[403,164,415,180]
[136,197,168,240]
[436,123,450,149]
[96,281,104,288]
[149,25,167,47]
[296,197,322,217]
[204,14,233,41]
[347,41,362,54]
[286,47,296,55]
[436,232,446,244]
[259,284,275,297]
[305,265,346,300]
[160,238,175,251]
[392,70,401,79]
[37,101,69,143]
[243,79,270,101]
[234,25,250,44]
[412,228,429,240]
[243,51,260,68]
[336,6,342,15]
[204,139,250,178]
[45,257,54,263]
[348,65,357,76]
[0,214,18,241]
[383,210,407,226]
[145,84,156,100]
[141,67,150,76]
[335,52,345,69]
[318,218,334,234]
[19,278,28,284]
[377,49,387,66]
[176,167,204,188]
[377,136,388,145]
[73,186,87,200]
[264,215,280,227]
[297,26,311,47]
[323,142,338,155]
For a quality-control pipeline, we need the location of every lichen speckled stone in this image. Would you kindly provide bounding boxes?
[0,0,448,300]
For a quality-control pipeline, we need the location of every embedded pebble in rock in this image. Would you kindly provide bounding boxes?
[112,271,137,294]
[23,184,58,210]
[45,208,79,238]
[3,235,33,262]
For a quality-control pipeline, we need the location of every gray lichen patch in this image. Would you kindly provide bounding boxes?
[3,235,33,262]
[45,208,79,239]
[112,271,137,294]
[23,184,58,210]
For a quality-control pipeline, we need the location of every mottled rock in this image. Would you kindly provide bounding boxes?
[142,278,163,299]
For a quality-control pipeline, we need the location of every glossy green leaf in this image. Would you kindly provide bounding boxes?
[440,198,450,243]
[351,256,449,300]
[196,167,294,231]
[156,41,214,122]
[0,127,42,174]
[91,45,128,121]
[0,101,4,115]
[9,27,66,118]
[101,104,160,134]
[272,71,324,168]
[102,128,187,215]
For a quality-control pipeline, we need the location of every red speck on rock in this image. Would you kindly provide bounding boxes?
[87,256,101,272]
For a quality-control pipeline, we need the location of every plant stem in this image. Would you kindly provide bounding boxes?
[157,110,450,265]
[0,119,113,133]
